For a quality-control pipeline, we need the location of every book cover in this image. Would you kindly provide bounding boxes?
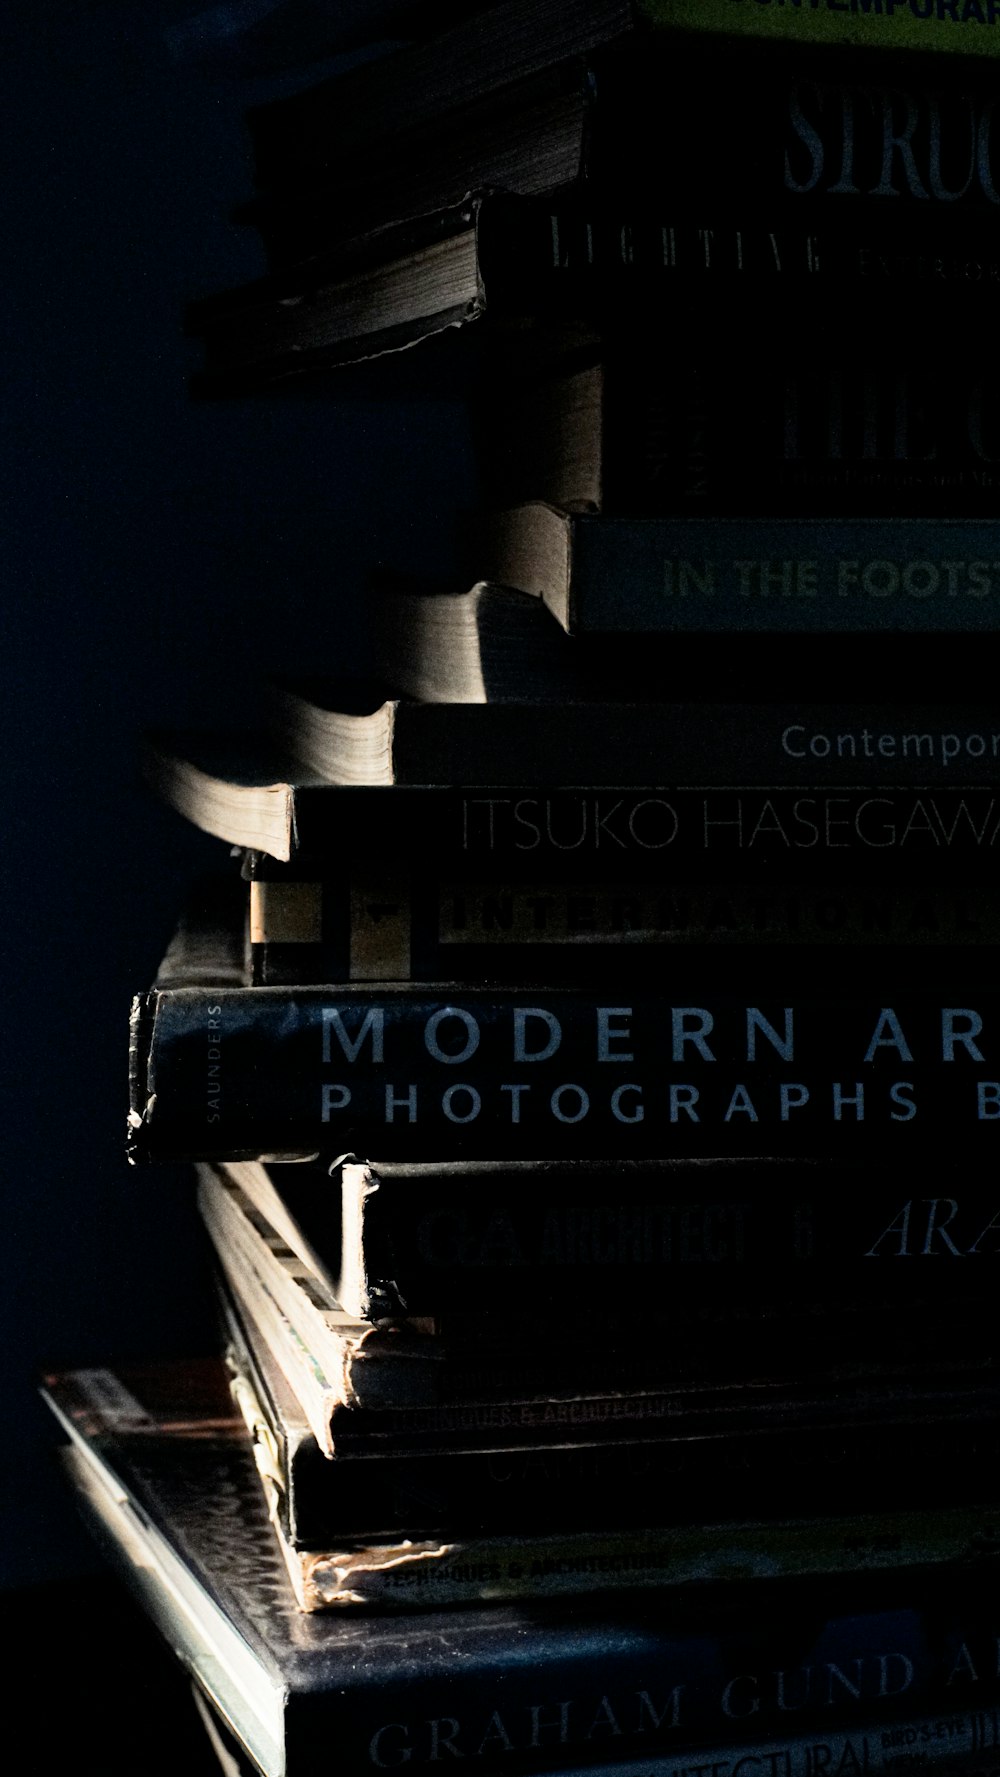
[196,23,1000,382]
[129,964,1000,1162]
[211,1159,1000,1450]
[292,1152,1000,1329]
[44,1363,1000,1777]
[244,65,592,267]
[217,1151,1000,1385]
[200,1162,817,1426]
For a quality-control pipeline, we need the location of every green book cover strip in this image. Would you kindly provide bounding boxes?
[647,0,1000,55]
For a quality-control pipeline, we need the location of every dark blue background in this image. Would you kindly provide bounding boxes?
[4,0,477,1588]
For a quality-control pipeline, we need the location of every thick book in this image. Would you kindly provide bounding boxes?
[219,1153,1000,1388]
[196,24,1000,381]
[208,1160,998,1458]
[263,681,1000,787]
[216,1292,1000,1612]
[188,185,1000,386]
[264,1152,1000,1331]
[476,345,1000,520]
[212,1153,1000,1437]
[479,507,1000,634]
[214,1247,1000,1535]
[242,63,592,268]
[214,1194,929,1467]
[245,0,635,178]
[198,1163,789,1433]
[245,0,1000,196]
[142,730,1000,870]
[371,577,1000,701]
[44,1363,1000,1777]
[188,197,488,383]
[129,926,1000,1160]
[249,32,1000,293]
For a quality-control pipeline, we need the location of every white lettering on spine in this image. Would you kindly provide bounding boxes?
[323,1007,384,1063]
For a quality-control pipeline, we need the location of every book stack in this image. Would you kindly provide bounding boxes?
[45,4,1000,1775]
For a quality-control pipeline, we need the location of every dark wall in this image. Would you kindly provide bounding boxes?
[4,1,477,1589]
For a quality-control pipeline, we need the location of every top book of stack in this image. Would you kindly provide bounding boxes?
[189,0,1000,389]
[246,0,1000,192]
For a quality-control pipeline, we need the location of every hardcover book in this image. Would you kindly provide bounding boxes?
[210,1192,879,1465]
[476,347,1000,519]
[129,909,1000,1162]
[141,729,1000,873]
[479,507,1000,634]
[189,183,1000,386]
[214,1236,1000,1522]
[262,681,1000,787]
[44,1361,1000,1777]
[244,0,1000,203]
[208,1159,999,1451]
[248,31,1000,284]
[242,63,592,268]
[255,1151,1000,1330]
[247,863,1000,985]
[217,1150,1000,1385]
[199,1161,814,1429]
[215,1284,1000,1612]
[196,24,1000,381]
[245,0,636,177]
[207,1151,1000,1429]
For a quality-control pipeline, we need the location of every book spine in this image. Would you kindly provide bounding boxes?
[249,875,1000,986]
[249,785,1000,871]
[281,1402,1000,1544]
[482,511,1000,635]
[129,984,1000,1162]
[282,1595,1000,1775]
[489,201,1000,291]
[644,0,1000,55]
[485,353,1000,520]
[471,52,1000,299]
[339,1159,1000,1318]
[296,699,1000,790]
[586,36,1000,233]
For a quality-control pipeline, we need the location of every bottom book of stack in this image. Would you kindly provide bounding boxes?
[43,1358,1000,1777]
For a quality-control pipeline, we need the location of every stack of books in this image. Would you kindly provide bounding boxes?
[45,3,1000,1774]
